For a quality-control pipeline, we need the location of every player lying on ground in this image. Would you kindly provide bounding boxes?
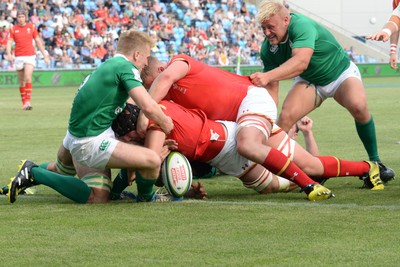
[112,101,384,200]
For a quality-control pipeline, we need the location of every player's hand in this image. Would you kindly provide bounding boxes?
[164,139,178,150]
[250,72,269,87]
[185,181,207,199]
[160,145,171,161]
[366,31,390,42]
[390,53,398,69]
[127,169,137,186]
[44,55,50,67]
[296,116,313,134]
[6,54,13,64]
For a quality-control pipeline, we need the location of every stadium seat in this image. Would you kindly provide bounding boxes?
[183,15,192,26]
[159,2,167,13]
[170,2,177,12]
[176,8,184,20]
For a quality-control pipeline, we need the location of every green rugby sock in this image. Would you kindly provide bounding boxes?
[355,116,379,161]
[32,167,91,203]
[38,162,50,169]
[135,171,156,201]
[110,169,129,200]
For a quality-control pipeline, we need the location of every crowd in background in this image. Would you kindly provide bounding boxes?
[0,0,265,70]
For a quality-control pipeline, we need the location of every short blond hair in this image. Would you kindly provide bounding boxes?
[116,30,154,56]
[256,0,287,24]
[141,56,160,82]
[140,56,166,89]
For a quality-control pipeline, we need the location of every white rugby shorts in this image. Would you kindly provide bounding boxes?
[62,127,118,169]
[14,55,36,70]
[293,61,361,101]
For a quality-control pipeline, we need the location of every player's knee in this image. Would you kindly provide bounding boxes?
[144,150,162,170]
[348,104,369,122]
[236,140,256,159]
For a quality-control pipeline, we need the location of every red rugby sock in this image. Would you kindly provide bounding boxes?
[262,148,316,188]
[317,156,369,177]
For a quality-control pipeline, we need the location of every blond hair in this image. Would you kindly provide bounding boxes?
[256,0,287,24]
[140,56,158,80]
[116,30,154,56]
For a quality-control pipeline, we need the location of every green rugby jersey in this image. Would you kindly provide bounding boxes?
[260,13,350,86]
[68,55,142,137]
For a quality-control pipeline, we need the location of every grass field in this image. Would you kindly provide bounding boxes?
[0,77,399,266]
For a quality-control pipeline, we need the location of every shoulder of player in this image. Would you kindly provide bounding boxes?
[289,13,314,29]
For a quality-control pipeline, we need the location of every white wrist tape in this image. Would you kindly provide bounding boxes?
[382,28,392,37]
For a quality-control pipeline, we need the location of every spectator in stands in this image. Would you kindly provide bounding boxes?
[80,20,90,38]
[108,24,119,41]
[0,27,8,68]
[67,10,78,27]
[74,8,85,25]
[0,13,11,29]
[73,24,84,46]
[137,9,149,28]
[120,12,131,26]
[80,41,93,63]
[69,46,82,66]
[61,49,73,68]
[37,3,45,17]
[53,43,63,67]
[91,42,107,65]
[76,0,86,14]
[240,2,249,16]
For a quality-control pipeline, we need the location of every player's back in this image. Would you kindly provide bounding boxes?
[169,55,250,121]
[154,100,225,162]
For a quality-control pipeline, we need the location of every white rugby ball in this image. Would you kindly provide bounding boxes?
[161,152,193,198]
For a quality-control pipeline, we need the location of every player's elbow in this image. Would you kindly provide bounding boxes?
[296,60,310,74]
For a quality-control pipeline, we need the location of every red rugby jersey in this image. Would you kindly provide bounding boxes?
[9,23,38,57]
[167,54,250,121]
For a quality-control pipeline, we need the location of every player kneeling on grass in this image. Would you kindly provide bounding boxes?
[6,30,174,204]
[1,106,178,203]
[114,102,384,201]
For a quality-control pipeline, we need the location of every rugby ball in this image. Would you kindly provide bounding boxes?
[161,152,193,198]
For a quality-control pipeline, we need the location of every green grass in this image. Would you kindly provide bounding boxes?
[0,78,400,266]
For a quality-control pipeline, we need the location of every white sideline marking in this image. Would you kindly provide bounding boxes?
[184,199,400,210]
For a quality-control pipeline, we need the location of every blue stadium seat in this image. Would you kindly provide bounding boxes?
[170,2,177,12]
[221,19,232,30]
[176,8,184,20]
[183,15,192,26]
[112,2,121,12]
[159,2,167,13]
[159,52,170,62]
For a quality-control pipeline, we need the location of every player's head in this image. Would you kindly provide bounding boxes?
[116,30,154,70]
[112,103,141,142]
[141,56,167,89]
[16,9,27,25]
[256,0,290,45]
